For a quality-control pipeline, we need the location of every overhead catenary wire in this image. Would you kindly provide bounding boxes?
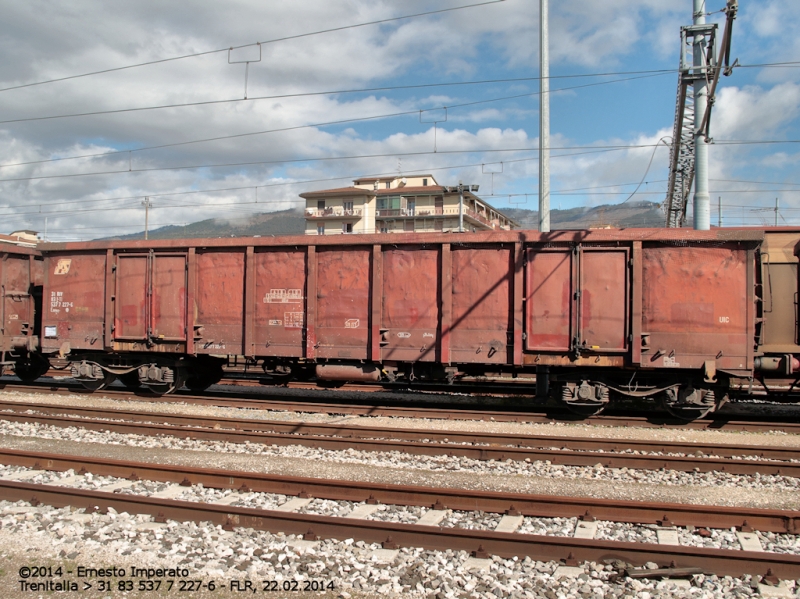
[0,0,506,94]
[0,71,670,128]
[0,142,661,184]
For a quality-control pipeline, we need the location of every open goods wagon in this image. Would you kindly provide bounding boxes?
[0,243,44,380]
[33,227,800,417]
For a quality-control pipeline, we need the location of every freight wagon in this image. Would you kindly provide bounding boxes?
[23,227,797,419]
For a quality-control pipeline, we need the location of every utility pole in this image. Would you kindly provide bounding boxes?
[775,198,779,227]
[538,0,550,233]
[718,196,722,228]
[692,0,710,230]
[142,197,152,240]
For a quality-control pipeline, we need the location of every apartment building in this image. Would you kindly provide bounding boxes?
[301,174,517,235]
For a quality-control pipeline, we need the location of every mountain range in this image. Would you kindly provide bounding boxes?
[100,201,666,240]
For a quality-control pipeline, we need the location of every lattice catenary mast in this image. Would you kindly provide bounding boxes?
[664,0,738,229]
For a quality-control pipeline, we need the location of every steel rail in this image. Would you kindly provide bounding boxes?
[1,408,800,476]
[2,400,799,461]
[1,479,798,579]
[2,379,800,434]
[2,448,798,534]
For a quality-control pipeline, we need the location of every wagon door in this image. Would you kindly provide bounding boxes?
[115,252,187,344]
[151,254,187,342]
[115,254,149,341]
[253,249,307,357]
[1,254,33,348]
[380,247,440,362]
[316,248,371,359]
[526,245,629,355]
[450,246,513,364]
[578,247,629,352]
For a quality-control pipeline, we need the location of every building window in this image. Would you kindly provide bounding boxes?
[422,178,428,186]
[317,200,325,210]
[317,224,325,235]
[342,223,353,234]
[385,181,391,189]
[343,201,353,212]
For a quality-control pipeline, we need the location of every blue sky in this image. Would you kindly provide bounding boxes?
[0,0,798,239]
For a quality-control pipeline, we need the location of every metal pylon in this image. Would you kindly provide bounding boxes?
[664,76,696,228]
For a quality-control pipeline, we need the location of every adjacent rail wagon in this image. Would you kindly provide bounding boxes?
[32,227,800,418]
[0,243,44,381]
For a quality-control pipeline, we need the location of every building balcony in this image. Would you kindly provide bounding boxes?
[376,206,503,230]
[305,208,362,219]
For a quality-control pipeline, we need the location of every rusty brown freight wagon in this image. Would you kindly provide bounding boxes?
[35,227,798,418]
[0,241,44,380]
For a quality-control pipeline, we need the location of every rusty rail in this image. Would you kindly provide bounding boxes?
[3,378,800,433]
[2,448,798,534]
[1,479,799,579]
[2,404,800,476]
[2,400,799,461]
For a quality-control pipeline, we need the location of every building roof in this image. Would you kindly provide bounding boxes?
[354,174,435,183]
[375,186,445,195]
[299,187,373,199]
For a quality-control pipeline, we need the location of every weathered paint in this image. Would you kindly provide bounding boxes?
[450,246,512,364]
[642,243,749,370]
[315,248,371,360]
[254,250,307,357]
[42,252,107,352]
[194,251,244,354]
[381,247,439,362]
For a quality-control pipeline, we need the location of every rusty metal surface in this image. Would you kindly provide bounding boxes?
[254,249,306,357]
[3,399,799,460]
[1,478,798,578]
[1,447,798,533]
[580,248,629,351]
[3,405,800,476]
[4,379,800,431]
[450,247,512,364]
[642,244,750,371]
[1,253,35,352]
[526,249,572,351]
[316,248,371,360]
[41,253,107,352]
[151,254,186,341]
[38,227,766,253]
[194,250,244,354]
[381,247,440,362]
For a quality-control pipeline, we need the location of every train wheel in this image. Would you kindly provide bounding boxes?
[78,371,117,391]
[185,363,224,392]
[145,368,187,396]
[560,381,610,417]
[118,371,141,389]
[661,386,715,420]
[14,355,49,383]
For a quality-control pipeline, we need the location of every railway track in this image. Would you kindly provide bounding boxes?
[4,377,800,434]
[1,448,799,579]
[2,400,800,477]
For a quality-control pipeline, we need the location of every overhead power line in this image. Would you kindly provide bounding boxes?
[0,142,659,184]
[0,0,505,94]
[0,71,669,126]
[0,146,627,217]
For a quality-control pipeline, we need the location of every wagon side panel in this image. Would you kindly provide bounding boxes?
[253,250,307,357]
[194,250,245,355]
[316,247,371,360]
[450,246,512,364]
[42,252,107,353]
[642,243,749,370]
[381,247,440,362]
